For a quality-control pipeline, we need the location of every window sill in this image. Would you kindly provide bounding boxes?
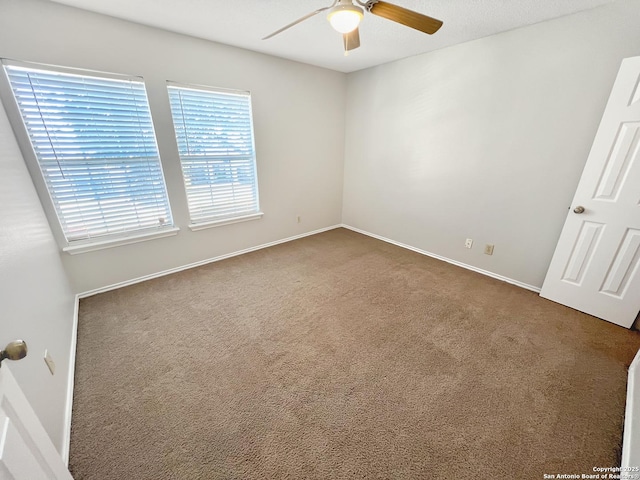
[189,212,264,231]
[63,227,180,255]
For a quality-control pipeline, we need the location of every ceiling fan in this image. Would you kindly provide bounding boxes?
[263,0,443,54]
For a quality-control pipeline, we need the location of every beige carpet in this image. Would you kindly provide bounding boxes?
[70,228,640,479]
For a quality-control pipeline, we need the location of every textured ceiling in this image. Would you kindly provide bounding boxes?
[49,0,615,73]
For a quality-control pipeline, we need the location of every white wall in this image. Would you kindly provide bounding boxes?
[0,91,76,454]
[0,0,346,293]
[343,0,640,289]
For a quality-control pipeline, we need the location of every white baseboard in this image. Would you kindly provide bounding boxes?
[61,294,79,466]
[340,224,541,293]
[79,225,342,298]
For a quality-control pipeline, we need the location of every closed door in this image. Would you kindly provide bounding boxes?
[540,56,640,329]
[0,366,73,480]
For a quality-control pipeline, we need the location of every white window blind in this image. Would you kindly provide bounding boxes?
[2,62,173,243]
[167,82,260,224]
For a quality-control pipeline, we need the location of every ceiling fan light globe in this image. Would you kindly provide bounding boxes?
[327,5,363,34]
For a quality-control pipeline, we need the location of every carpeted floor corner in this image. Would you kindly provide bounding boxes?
[69,228,640,479]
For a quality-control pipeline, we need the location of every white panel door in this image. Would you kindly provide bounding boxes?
[540,56,640,328]
[0,366,73,480]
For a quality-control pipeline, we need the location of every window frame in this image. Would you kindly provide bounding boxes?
[166,81,262,230]
[0,59,179,254]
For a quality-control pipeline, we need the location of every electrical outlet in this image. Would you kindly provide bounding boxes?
[465,238,473,249]
[44,350,56,375]
[296,215,301,223]
[484,244,495,255]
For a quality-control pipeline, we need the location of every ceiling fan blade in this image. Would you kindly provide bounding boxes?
[343,28,361,53]
[263,7,330,40]
[369,0,443,35]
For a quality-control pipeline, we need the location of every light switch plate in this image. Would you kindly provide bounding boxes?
[44,350,56,375]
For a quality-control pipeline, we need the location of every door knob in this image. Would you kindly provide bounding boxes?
[573,206,585,214]
[0,340,27,367]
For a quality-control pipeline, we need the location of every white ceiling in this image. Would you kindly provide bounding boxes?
[49,0,615,73]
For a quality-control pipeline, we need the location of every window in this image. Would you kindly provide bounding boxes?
[167,82,260,227]
[2,60,174,247]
